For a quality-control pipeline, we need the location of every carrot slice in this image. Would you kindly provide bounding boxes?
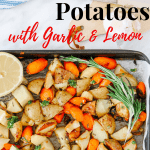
[138,111,146,122]
[26,58,48,74]
[22,126,33,143]
[63,102,74,114]
[78,62,87,72]
[99,79,112,87]
[64,61,79,77]
[136,82,146,98]
[66,86,76,96]
[69,97,86,107]
[87,138,99,150]
[94,57,117,70]
[81,113,94,131]
[54,112,64,123]
[91,72,105,84]
[70,106,84,122]
[40,88,54,102]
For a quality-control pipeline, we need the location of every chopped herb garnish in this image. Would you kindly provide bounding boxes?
[121,106,124,109]
[141,102,146,111]
[28,100,32,104]
[107,126,110,128]
[7,116,18,129]
[91,80,96,84]
[35,145,41,150]
[130,68,137,72]
[122,73,125,75]
[80,103,83,107]
[40,100,49,107]
[68,79,77,88]
[132,141,136,144]
[127,149,130,150]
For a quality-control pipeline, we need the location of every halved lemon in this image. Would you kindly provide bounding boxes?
[0,52,23,97]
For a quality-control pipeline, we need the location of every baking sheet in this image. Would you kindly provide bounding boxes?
[0,57,149,150]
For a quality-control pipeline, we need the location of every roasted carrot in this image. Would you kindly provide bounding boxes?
[66,86,76,96]
[54,112,64,123]
[26,58,48,74]
[99,79,112,87]
[64,61,79,77]
[4,144,20,150]
[138,111,146,122]
[63,102,74,114]
[40,88,54,102]
[70,106,84,122]
[81,113,94,131]
[78,62,88,72]
[136,82,146,98]
[87,138,99,150]
[69,97,86,107]
[22,126,33,143]
[94,57,117,70]
[91,72,105,84]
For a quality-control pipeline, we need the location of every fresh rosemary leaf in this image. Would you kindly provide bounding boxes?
[28,100,32,104]
[130,68,137,72]
[68,79,77,88]
[91,80,96,84]
[7,116,19,128]
[40,100,49,107]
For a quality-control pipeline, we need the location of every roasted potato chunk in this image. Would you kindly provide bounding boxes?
[122,138,137,150]
[0,124,9,138]
[111,99,120,106]
[92,120,109,142]
[80,67,99,78]
[31,134,47,146]
[82,101,96,115]
[22,77,29,85]
[41,104,63,120]
[25,100,44,125]
[116,102,129,120]
[81,91,93,101]
[21,113,34,126]
[99,114,116,134]
[114,64,128,75]
[65,120,80,133]
[111,126,133,141]
[72,145,81,150]
[10,121,22,142]
[35,119,57,137]
[0,109,11,126]
[96,99,112,117]
[77,78,91,96]
[44,71,54,89]
[97,143,108,150]
[105,139,122,150]
[0,101,6,109]
[54,80,68,90]
[131,120,143,132]
[89,87,109,100]
[76,130,90,150]
[68,127,80,142]
[28,78,45,95]
[41,138,55,150]
[0,138,10,150]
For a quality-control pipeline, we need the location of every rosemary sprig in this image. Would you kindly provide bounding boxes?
[61,55,143,135]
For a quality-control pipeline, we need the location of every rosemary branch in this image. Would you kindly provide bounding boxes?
[61,55,143,135]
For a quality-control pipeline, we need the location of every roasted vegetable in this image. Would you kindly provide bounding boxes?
[81,91,93,101]
[41,138,55,150]
[82,101,96,115]
[136,82,146,98]
[31,134,47,146]
[104,139,122,150]
[122,138,137,150]
[44,71,54,89]
[0,124,9,138]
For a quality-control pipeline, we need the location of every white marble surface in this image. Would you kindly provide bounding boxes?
[0,0,150,60]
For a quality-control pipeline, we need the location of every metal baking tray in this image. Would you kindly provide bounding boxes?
[0,50,150,150]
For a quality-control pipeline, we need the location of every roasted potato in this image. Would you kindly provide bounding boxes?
[60,144,71,150]
[89,87,109,100]
[0,109,11,126]
[82,101,96,115]
[48,58,64,75]
[104,139,122,150]
[0,138,10,150]
[41,138,55,150]
[68,127,80,142]
[21,145,31,150]
[65,120,80,133]
[0,124,9,138]
[92,120,109,142]
[31,134,47,146]
[81,91,93,101]
[80,67,99,78]
[12,85,34,107]
[25,100,44,125]
[96,99,113,117]
[117,73,138,86]
[114,64,128,75]
[99,114,116,134]
[35,119,57,137]
[72,145,81,150]
[55,67,75,84]
[21,113,34,126]
[7,98,23,113]
[22,77,29,85]
[44,71,54,89]
[116,102,129,119]
[111,126,133,141]
[54,91,73,106]
[122,138,137,150]
[0,101,6,109]
[76,130,90,150]
[77,78,91,96]
[10,121,22,142]
[10,145,19,150]
[111,98,120,106]
[131,120,143,132]
[97,143,108,150]
[28,78,45,95]
[54,80,68,90]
